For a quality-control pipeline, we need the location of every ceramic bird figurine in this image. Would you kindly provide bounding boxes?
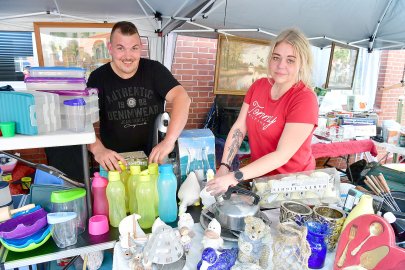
[202,218,223,250]
[200,169,216,208]
[197,247,238,270]
[178,171,201,214]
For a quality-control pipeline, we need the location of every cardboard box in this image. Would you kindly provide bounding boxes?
[177,129,216,182]
[339,117,377,126]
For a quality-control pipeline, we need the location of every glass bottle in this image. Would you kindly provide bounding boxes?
[106,171,126,227]
[127,165,141,214]
[158,164,178,223]
[306,221,329,269]
[136,170,156,229]
[148,163,159,217]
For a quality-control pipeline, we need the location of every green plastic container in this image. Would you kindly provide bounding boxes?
[51,188,87,234]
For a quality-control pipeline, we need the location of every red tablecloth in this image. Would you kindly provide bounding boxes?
[311,139,378,159]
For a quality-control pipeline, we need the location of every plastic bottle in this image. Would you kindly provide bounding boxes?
[119,161,130,213]
[148,163,159,217]
[106,171,126,227]
[136,170,156,229]
[127,165,141,214]
[158,164,178,223]
[91,172,109,218]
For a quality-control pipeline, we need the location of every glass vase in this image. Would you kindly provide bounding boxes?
[305,221,329,269]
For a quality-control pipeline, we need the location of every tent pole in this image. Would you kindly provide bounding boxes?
[202,0,226,19]
[191,0,216,21]
[0,11,47,21]
[136,0,159,30]
[161,0,191,30]
[368,0,395,52]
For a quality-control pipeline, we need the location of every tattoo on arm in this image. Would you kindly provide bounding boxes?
[226,129,244,165]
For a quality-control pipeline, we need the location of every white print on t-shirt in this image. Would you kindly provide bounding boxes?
[247,100,277,130]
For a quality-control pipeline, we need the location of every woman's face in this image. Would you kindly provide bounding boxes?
[268,41,300,85]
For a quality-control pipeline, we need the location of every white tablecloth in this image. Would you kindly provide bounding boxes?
[113,209,337,269]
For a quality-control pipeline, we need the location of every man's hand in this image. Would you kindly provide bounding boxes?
[205,172,238,196]
[93,145,126,171]
[148,138,176,164]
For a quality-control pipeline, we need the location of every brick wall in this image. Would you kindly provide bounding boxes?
[375,50,405,124]
[169,36,217,129]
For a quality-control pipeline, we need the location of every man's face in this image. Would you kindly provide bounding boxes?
[108,30,142,79]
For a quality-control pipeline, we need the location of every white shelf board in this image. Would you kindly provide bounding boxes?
[0,126,96,150]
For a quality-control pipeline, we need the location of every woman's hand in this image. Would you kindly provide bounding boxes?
[216,164,230,177]
[205,172,238,196]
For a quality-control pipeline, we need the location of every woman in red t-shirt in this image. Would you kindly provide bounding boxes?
[207,28,319,195]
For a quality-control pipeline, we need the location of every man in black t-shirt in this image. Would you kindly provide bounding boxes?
[87,21,190,171]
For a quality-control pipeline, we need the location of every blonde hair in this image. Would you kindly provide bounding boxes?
[269,28,313,87]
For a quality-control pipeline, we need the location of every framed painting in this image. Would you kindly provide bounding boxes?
[34,22,114,77]
[325,42,359,90]
[214,35,271,95]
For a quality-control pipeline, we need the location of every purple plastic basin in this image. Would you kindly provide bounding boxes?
[0,208,47,239]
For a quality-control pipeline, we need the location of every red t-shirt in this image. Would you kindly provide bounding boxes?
[244,78,319,175]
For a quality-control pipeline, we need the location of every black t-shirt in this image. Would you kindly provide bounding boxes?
[87,58,180,155]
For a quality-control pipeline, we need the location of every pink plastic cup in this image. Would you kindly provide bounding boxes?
[88,215,109,235]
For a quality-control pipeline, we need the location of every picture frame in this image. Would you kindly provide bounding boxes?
[214,35,271,95]
[325,42,359,90]
[34,22,114,77]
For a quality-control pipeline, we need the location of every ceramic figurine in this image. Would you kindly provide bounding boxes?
[178,171,201,214]
[200,169,216,208]
[129,251,145,270]
[180,226,193,254]
[202,218,224,250]
[197,247,238,270]
[178,212,194,230]
[238,216,271,269]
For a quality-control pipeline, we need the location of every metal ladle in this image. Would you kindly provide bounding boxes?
[351,222,384,256]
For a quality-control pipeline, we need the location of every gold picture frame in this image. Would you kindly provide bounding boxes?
[34,22,114,77]
[325,42,359,90]
[214,35,271,95]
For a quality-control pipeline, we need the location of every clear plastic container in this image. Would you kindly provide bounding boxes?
[51,188,87,234]
[63,98,86,132]
[47,212,78,248]
[29,67,86,78]
[25,77,87,91]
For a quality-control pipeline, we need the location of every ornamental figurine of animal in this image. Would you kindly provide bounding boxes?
[197,247,238,270]
[202,218,224,250]
[238,216,271,269]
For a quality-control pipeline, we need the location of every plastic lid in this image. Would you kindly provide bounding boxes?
[99,166,108,178]
[108,171,121,182]
[92,172,108,188]
[159,164,173,173]
[63,98,86,106]
[130,165,141,175]
[50,188,86,203]
[47,212,77,224]
[383,212,396,223]
[30,67,85,71]
[148,163,158,175]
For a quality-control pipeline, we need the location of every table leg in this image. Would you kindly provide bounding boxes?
[81,145,92,217]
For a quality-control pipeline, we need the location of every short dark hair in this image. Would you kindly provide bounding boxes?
[110,21,139,42]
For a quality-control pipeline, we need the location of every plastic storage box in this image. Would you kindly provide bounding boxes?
[25,77,87,91]
[51,188,87,234]
[29,67,86,78]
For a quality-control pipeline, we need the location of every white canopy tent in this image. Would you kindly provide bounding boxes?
[1,0,402,108]
[1,0,405,50]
